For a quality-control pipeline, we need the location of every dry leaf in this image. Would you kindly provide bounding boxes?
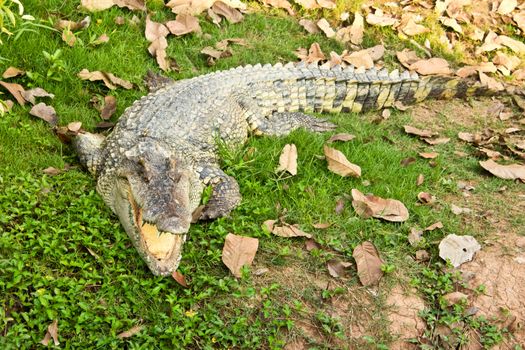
[514,11,525,32]
[100,95,117,119]
[366,45,385,61]
[404,125,437,138]
[366,11,398,27]
[272,224,312,238]
[439,16,462,33]
[30,103,57,126]
[343,49,374,69]
[298,19,319,34]
[479,159,525,180]
[349,12,364,45]
[68,121,82,133]
[262,0,295,15]
[43,167,61,176]
[497,35,525,54]
[166,0,213,15]
[172,271,188,287]
[351,188,409,222]
[498,0,518,15]
[114,0,146,11]
[400,18,429,36]
[117,325,144,338]
[419,152,439,159]
[479,72,505,92]
[327,133,355,143]
[424,221,443,231]
[222,233,259,277]
[396,49,420,69]
[415,249,430,261]
[317,18,335,38]
[78,69,133,90]
[305,239,321,251]
[409,58,452,75]
[295,0,319,9]
[262,219,276,233]
[62,28,76,46]
[0,81,25,105]
[334,198,345,214]
[408,228,423,246]
[323,145,361,177]
[40,320,59,346]
[21,88,54,105]
[295,42,325,63]
[91,33,109,45]
[493,52,521,72]
[312,222,331,229]
[400,157,416,167]
[438,234,480,267]
[2,67,24,79]
[327,259,352,278]
[450,204,472,215]
[211,1,243,23]
[417,192,435,204]
[276,144,297,175]
[316,0,335,9]
[81,0,114,11]
[145,16,169,42]
[353,241,384,286]
[442,291,468,305]
[423,137,450,145]
[416,174,425,186]
[166,14,201,36]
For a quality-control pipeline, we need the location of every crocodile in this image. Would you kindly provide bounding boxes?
[74,62,498,276]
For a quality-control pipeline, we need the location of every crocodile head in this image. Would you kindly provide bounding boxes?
[75,134,201,276]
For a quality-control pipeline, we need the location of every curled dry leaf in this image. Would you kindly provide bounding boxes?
[276,143,297,176]
[344,49,374,69]
[317,18,335,38]
[0,81,25,105]
[416,173,425,186]
[424,221,443,231]
[272,223,312,238]
[438,234,480,268]
[396,49,420,69]
[101,95,117,119]
[400,18,429,36]
[30,103,57,126]
[222,233,259,278]
[81,0,114,11]
[366,11,398,27]
[439,16,462,33]
[299,19,319,34]
[78,69,133,90]
[327,259,352,278]
[351,188,409,222]
[349,12,364,45]
[40,319,59,346]
[479,72,504,92]
[2,66,24,79]
[419,152,439,159]
[295,0,319,9]
[21,88,54,105]
[117,325,144,339]
[450,204,472,215]
[67,121,82,133]
[312,222,331,229]
[353,241,384,286]
[479,159,525,180]
[210,1,243,23]
[262,0,294,15]
[171,271,188,287]
[409,58,452,75]
[323,145,361,177]
[305,238,321,251]
[295,42,325,63]
[166,14,201,36]
[327,133,355,143]
[404,125,437,138]
[417,192,435,204]
[408,227,423,246]
[62,28,76,47]
[423,137,450,145]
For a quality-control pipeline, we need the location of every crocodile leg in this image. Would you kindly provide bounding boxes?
[253,112,336,136]
[197,165,241,220]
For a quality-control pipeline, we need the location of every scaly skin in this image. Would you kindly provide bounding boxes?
[74,62,492,276]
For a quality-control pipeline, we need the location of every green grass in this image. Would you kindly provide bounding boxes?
[0,1,522,349]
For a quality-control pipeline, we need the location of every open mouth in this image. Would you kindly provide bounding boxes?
[128,192,185,275]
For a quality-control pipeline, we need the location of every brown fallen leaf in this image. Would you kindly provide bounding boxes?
[101,95,117,119]
[438,234,480,267]
[295,42,325,63]
[327,259,352,278]
[366,10,398,27]
[81,0,114,11]
[171,271,188,287]
[43,167,62,176]
[349,12,364,45]
[316,0,335,9]
[276,144,297,176]
[21,88,55,105]
[312,222,331,229]
[67,121,82,133]
[439,16,462,33]
[404,125,437,138]
[408,227,423,246]
[40,319,59,346]
[0,81,25,105]
[423,137,450,145]
[415,249,430,261]
[211,1,243,23]
[117,325,144,339]
[323,145,361,177]
[419,152,439,159]
[514,11,525,32]
[317,18,336,38]
[327,133,355,143]
[305,238,321,251]
[145,16,169,42]
[298,19,319,34]
[409,58,452,75]
[78,69,133,90]
[0,99,14,113]
[413,174,424,188]
[400,18,429,36]
[351,188,409,222]
[55,16,91,31]
[425,221,443,231]
[479,72,504,91]
[450,204,472,215]
[334,198,345,214]
[222,233,259,278]
[91,33,109,46]
[497,35,525,54]
[353,241,384,286]
[343,49,374,69]
[166,14,201,36]
[262,0,294,15]
[295,0,318,9]
[62,28,76,46]
[30,103,57,126]
[479,159,525,180]
[114,0,146,11]
[417,192,435,204]
[400,157,416,167]
[272,223,312,238]
[95,121,115,129]
[2,66,25,79]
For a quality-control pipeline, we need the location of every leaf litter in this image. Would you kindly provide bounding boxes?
[222,233,259,278]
